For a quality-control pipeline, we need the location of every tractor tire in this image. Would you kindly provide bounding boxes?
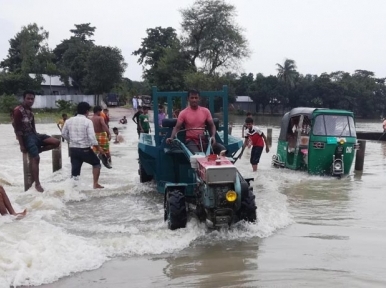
[166,190,187,230]
[139,164,153,183]
[237,190,257,223]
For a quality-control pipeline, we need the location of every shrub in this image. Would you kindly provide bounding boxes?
[0,94,20,114]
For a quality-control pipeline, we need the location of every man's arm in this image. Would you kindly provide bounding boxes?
[132,112,138,124]
[238,137,249,159]
[61,122,69,141]
[12,109,26,153]
[166,120,184,144]
[261,133,270,152]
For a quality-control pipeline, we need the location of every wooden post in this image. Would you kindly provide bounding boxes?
[23,153,33,191]
[355,140,366,171]
[267,128,273,147]
[228,123,233,135]
[52,135,62,172]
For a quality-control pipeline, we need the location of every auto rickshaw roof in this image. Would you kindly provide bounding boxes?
[289,107,354,118]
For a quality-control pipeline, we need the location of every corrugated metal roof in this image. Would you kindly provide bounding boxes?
[235,96,253,102]
[29,74,74,87]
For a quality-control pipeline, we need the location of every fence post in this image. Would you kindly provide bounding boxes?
[355,140,366,171]
[228,123,233,135]
[52,135,62,172]
[267,128,273,147]
[23,153,33,191]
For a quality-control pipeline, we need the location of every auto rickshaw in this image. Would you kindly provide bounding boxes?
[272,107,358,177]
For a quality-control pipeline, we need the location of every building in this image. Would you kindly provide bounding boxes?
[235,96,256,113]
[29,74,80,95]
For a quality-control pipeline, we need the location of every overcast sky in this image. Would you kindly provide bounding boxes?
[1,0,385,81]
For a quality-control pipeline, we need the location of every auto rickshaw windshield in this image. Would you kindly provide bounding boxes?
[313,115,356,137]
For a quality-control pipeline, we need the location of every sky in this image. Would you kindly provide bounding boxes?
[1,0,386,81]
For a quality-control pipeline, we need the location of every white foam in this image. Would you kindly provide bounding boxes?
[0,120,295,287]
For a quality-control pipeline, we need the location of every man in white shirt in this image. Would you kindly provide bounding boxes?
[61,102,106,189]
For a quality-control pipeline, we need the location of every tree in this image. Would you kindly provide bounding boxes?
[53,23,96,91]
[133,27,179,68]
[0,72,41,95]
[0,23,51,74]
[276,59,298,88]
[84,46,127,95]
[180,0,250,75]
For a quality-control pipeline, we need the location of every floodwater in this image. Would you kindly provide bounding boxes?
[1,111,386,288]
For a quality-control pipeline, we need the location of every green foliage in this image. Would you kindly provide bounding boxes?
[84,46,127,94]
[55,99,76,114]
[53,23,96,91]
[276,59,298,88]
[0,23,52,73]
[0,94,20,113]
[180,0,250,74]
[0,72,41,95]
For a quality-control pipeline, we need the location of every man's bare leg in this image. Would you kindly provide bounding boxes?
[0,186,27,216]
[41,137,60,152]
[31,156,44,192]
[92,166,104,189]
[252,164,258,172]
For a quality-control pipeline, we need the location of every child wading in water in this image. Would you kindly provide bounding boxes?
[239,117,269,171]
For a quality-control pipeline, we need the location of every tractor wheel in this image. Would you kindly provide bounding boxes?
[139,164,153,183]
[166,190,187,230]
[237,190,257,223]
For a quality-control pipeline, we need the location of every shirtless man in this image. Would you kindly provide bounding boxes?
[91,106,112,166]
[0,186,27,217]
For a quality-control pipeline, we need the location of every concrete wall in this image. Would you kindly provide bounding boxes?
[30,95,96,109]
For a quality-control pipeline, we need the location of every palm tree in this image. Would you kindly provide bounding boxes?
[276,59,298,88]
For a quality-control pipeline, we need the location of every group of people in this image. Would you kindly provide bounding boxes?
[2,89,270,217]
[11,90,127,194]
[132,96,143,112]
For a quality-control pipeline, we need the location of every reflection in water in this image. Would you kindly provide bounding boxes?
[163,239,259,287]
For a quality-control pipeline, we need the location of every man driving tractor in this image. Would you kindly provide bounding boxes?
[166,89,226,155]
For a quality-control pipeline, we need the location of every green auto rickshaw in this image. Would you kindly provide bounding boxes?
[272,107,358,177]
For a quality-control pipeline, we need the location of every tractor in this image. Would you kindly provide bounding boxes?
[138,86,257,230]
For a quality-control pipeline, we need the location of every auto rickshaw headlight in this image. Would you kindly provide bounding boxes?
[338,138,346,145]
[225,190,237,202]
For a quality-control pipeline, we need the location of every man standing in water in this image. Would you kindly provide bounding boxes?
[132,106,143,138]
[92,106,112,167]
[57,113,68,142]
[13,90,60,192]
[62,102,106,189]
[166,89,226,155]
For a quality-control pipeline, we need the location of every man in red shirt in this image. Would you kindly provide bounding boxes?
[239,117,269,171]
[166,89,226,155]
[13,90,60,192]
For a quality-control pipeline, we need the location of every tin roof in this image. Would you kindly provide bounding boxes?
[29,74,74,87]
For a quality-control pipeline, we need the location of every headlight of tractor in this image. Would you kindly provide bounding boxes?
[225,190,237,202]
